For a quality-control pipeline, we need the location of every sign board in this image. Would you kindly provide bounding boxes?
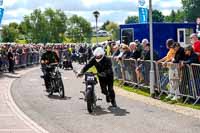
[0,8,4,24]
[138,0,148,23]
[197,17,200,38]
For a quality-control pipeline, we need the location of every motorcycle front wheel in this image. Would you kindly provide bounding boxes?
[48,80,55,96]
[86,89,95,113]
[58,78,65,98]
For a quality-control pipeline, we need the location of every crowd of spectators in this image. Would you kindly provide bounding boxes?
[109,33,200,102]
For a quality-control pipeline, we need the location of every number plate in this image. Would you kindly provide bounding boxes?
[87,76,95,81]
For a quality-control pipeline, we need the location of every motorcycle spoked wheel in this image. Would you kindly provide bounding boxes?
[48,80,55,96]
[58,78,65,98]
[86,89,96,113]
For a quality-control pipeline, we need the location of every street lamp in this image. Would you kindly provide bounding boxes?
[149,0,155,97]
[93,10,100,45]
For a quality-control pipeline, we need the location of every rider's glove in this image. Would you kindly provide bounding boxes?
[98,72,106,77]
[77,73,84,78]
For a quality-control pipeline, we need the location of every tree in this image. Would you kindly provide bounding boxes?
[101,20,110,30]
[2,8,92,43]
[2,22,19,42]
[182,0,200,22]
[18,8,68,43]
[125,16,139,24]
[44,8,68,43]
[165,10,185,22]
[105,22,119,40]
[67,15,92,43]
[165,10,176,22]
[152,10,165,22]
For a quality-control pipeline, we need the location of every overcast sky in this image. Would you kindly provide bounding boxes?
[2,0,182,26]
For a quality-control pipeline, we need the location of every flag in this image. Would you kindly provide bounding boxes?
[138,0,148,23]
[0,8,4,25]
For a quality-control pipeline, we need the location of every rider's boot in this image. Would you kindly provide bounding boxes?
[111,99,117,107]
[106,95,111,103]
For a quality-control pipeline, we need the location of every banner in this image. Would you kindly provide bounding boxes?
[197,17,200,38]
[138,0,148,23]
[0,8,4,25]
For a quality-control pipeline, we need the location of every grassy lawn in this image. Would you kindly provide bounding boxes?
[114,80,150,97]
[114,80,200,110]
[91,36,111,43]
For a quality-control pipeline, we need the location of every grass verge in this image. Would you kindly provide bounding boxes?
[114,80,200,110]
[91,36,110,43]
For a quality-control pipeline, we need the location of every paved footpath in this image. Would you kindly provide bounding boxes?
[0,67,48,133]
[10,65,200,133]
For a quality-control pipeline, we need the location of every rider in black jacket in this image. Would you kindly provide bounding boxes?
[78,47,117,107]
[41,45,59,91]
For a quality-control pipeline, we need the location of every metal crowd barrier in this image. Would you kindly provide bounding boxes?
[111,58,123,80]
[122,59,138,84]
[0,56,8,72]
[14,52,40,68]
[191,64,200,105]
[111,58,200,105]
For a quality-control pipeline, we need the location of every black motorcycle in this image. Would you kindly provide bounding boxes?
[80,72,103,113]
[78,53,87,65]
[41,63,65,98]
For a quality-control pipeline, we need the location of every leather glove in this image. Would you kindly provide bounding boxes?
[98,72,106,77]
[77,73,84,78]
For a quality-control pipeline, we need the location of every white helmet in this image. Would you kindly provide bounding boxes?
[93,47,105,62]
[93,47,105,57]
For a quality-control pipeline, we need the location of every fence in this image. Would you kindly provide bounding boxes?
[111,58,200,105]
[0,52,40,72]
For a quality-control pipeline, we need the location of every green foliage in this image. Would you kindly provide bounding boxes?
[165,10,185,22]
[2,8,92,43]
[182,0,200,22]
[101,20,110,30]
[19,8,67,43]
[125,16,139,24]
[105,22,119,40]
[152,10,165,22]
[66,15,92,43]
[2,22,19,42]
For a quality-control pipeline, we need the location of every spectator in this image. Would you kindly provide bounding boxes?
[129,42,141,60]
[135,39,142,54]
[112,44,120,58]
[135,43,158,84]
[141,38,149,48]
[139,43,159,61]
[165,42,184,102]
[157,39,176,63]
[7,47,15,73]
[113,44,125,61]
[172,42,185,63]
[182,45,199,65]
[121,44,131,59]
[190,33,200,62]
[178,46,199,99]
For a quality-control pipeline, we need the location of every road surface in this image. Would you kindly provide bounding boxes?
[11,65,200,133]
